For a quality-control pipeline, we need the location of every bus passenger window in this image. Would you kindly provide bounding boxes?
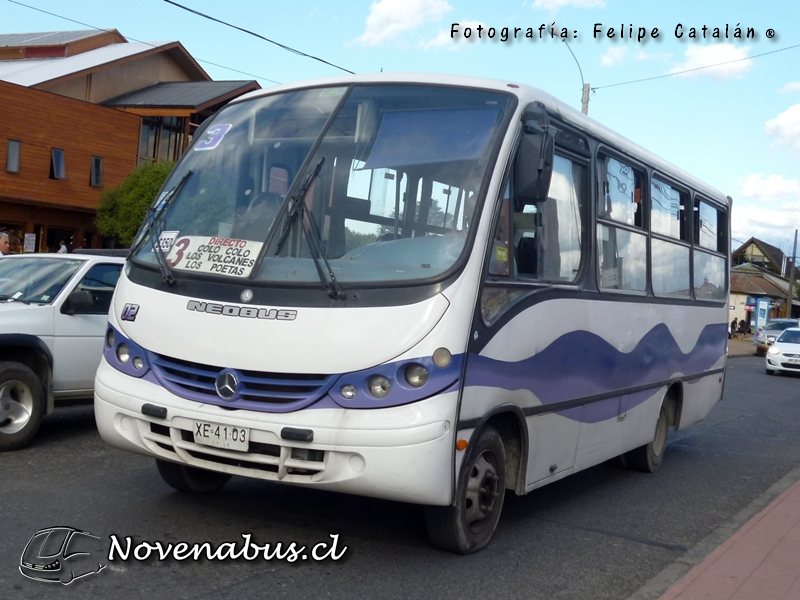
[511,154,585,282]
[598,155,643,228]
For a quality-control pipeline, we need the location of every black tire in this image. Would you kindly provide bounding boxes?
[156,459,232,493]
[0,361,45,452]
[424,426,506,554]
[623,403,669,473]
[766,367,775,376]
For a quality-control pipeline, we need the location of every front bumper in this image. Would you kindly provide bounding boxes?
[94,359,456,505]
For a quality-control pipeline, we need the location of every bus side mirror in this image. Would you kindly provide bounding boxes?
[515,105,554,203]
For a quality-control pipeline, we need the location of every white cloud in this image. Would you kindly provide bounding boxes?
[733,174,800,250]
[635,50,671,62]
[600,47,627,67]
[765,104,800,155]
[667,44,752,80]
[532,0,605,9]
[737,173,800,202]
[356,0,452,47]
[731,202,800,251]
[778,81,800,94]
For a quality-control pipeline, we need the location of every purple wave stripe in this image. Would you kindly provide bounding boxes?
[464,323,727,423]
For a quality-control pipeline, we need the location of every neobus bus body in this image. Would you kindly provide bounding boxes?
[95,73,730,553]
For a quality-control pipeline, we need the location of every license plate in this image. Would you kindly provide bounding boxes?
[193,420,249,452]
[789,358,800,364]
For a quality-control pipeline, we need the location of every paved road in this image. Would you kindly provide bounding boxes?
[2,356,799,600]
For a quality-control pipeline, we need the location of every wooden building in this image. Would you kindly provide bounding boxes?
[0,79,140,252]
[0,30,260,251]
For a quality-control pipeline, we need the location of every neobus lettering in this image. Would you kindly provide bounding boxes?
[186,300,297,320]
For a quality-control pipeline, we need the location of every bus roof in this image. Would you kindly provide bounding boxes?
[232,72,729,206]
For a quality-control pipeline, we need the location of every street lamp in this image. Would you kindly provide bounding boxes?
[549,24,590,115]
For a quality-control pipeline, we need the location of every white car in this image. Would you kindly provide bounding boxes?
[0,251,126,450]
[765,327,800,376]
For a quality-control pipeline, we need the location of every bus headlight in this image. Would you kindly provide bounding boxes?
[104,324,150,378]
[116,343,130,363]
[367,375,391,398]
[405,364,429,387]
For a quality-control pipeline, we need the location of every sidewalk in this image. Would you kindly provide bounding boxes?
[657,476,800,600]
[627,337,800,600]
[727,335,758,358]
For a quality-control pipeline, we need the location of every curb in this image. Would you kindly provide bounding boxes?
[624,463,800,600]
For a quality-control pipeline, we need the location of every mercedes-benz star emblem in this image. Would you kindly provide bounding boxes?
[215,371,238,401]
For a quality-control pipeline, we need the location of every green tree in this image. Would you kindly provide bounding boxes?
[95,162,174,246]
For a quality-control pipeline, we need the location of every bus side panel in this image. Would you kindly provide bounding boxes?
[678,375,725,429]
[461,298,727,491]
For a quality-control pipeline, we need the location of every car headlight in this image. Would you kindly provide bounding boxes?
[768,346,780,355]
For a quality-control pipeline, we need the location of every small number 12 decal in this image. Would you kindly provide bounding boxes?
[194,123,232,151]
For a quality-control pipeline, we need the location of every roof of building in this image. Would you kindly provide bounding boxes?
[0,40,208,86]
[103,80,261,111]
[731,271,788,298]
[0,30,104,47]
[732,237,790,271]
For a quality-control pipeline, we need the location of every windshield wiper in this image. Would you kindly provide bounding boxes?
[134,170,193,287]
[272,158,345,300]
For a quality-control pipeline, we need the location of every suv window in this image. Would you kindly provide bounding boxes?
[73,264,122,314]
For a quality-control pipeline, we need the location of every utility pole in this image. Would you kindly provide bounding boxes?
[786,229,797,318]
[581,83,591,115]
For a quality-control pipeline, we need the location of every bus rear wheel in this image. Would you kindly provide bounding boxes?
[623,403,669,473]
[156,459,232,493]
[424,426,506,554]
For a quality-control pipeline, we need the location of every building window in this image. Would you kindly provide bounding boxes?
[90,156,103,187]
[6,139,21,173]
[138,117,185,166]
[50,148,66,180]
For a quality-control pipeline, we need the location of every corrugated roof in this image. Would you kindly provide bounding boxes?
[0,41,189,86]
[103,80,260,109]
[0,30,104,47]
[731,272,787,297]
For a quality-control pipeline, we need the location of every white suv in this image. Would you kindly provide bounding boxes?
[0,251,126,450]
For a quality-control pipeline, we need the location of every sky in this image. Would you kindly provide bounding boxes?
[3,0,800,256]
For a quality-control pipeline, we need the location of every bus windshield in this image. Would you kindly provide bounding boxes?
[132,84,514,286]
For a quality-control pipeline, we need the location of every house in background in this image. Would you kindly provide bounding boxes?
[0,29,260,251]
[730,237,799,326]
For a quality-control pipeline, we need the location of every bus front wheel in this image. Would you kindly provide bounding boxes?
[424,426,506,554]
[156,459,232,493]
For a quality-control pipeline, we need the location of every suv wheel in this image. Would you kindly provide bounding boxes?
[0,362,45,451]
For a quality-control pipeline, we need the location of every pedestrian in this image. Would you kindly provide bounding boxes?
[738,317,748,341]
[0,232,9,256]
[58,240,68,253]
[730,317,738,340]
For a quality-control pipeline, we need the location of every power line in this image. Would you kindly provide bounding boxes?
[594,43,800,91]
[7,0,281,84]
[163,0,355,75]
